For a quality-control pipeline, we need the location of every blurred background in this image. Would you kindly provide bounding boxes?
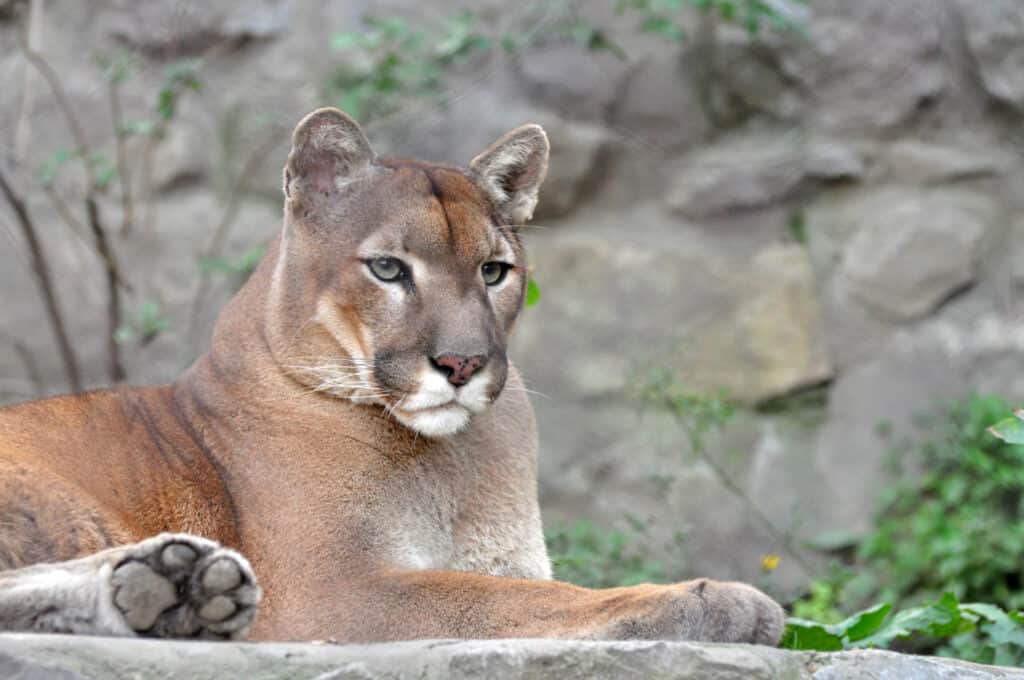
[3,0,1024,662]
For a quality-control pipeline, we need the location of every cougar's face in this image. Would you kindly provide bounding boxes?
[274,109,547,438]
[308,165,525,437]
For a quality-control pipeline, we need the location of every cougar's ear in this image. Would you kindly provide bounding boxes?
[470,124,549,226]
[283,107,375,215]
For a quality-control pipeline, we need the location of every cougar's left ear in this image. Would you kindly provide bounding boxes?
[470,124,549,226]
[283,107,375,216]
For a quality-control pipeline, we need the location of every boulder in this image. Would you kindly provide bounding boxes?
[835,189,995,321]
[806,186,998,323]
[885,139,1015,185]
[514,220,831,405]
[2,633,1023,679]
[776,1,946,133]
[954,0,1024,112]
[665,131,806,219]
[611,54,711,152]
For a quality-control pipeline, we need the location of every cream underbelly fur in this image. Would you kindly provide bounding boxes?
[0,107,784,645]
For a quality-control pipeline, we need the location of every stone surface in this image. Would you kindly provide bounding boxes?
[1,634,1023,680]
[834,189,995,321]
[515,216,830,405]
[611,53,711,152]
[885,139,1015,185]
[776,1,946,133]
[665,131,806,219]
[954,0,1024,112]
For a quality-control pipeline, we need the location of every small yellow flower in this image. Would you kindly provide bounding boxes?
[761,553,780,573]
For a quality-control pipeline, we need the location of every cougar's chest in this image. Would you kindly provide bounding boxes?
[385,441,550,580]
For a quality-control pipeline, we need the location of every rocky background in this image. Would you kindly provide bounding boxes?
[1,0,1024,601]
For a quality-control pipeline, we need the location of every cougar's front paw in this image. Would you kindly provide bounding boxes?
[686,579,785,646]
[109,533,261,640]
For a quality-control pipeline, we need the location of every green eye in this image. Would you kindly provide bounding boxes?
[368,257,405,282]
[481,262,510,286]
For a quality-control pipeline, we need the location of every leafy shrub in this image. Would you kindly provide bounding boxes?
[784,593,1024,667]
[326,12,490,122]
[858,395,1024,613]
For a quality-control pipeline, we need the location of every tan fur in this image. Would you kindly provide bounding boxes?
[0,109,784,644]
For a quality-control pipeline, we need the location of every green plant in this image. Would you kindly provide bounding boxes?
[326,11,490,122]
[114,302,169,347]
[198,245,266,280]
[617,0,808,41]
[791,578,846,625]
[784,593,1024,667]
[545,519,667,588]
[858,395,1024,614]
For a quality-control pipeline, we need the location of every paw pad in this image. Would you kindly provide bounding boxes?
[111,533,260,640]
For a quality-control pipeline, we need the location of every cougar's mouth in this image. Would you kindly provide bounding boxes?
[390,401,472,438]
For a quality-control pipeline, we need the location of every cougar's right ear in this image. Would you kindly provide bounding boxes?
[283,108,375,216]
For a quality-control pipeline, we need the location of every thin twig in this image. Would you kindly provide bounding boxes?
[108,78,134,235]
[86,197,125,382]
[186,126,283,347]
[17,37,95,189]
[666,402,818,578]
[19,36,128,384]
[0,168,81,393]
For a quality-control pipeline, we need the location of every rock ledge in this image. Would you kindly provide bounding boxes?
[2,633,1023,679]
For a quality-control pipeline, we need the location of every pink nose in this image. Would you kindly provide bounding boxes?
[432,354,487,387]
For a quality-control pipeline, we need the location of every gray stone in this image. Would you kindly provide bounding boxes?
[954,0,1024,112]
[144,114,214,193]
[533,117,612,220]
[104,1,291,57]
[665,131,806,219]
[611,54,711,152]
[516,43,628,122]
[835,189,996,321]
[0,652,89,680]
[803,138,867,180]
[515,219,830,405]
[886,139,1015,185]
[776,1,946,133]
[1,633,1023,680]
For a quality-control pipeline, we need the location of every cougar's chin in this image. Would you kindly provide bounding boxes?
[392,403,472,438]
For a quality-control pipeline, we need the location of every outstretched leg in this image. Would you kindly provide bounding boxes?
[283,569,784,644]
[0,533,260,639]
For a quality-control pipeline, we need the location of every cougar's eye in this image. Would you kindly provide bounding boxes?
[481,262,510,286]
[368,257,405,282]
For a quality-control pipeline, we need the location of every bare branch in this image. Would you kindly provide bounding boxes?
[86,197,125,383]
[108,78,135,235]
[20,37,129,384]
[17,35,95,189]
[0,168,81,393]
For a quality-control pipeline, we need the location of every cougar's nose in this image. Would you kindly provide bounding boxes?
[431,353,487,387]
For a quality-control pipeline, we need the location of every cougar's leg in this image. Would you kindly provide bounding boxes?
[0,464,260,639]
[0,533,261,639]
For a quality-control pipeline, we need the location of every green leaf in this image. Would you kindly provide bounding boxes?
[91,154,117,190]
[837,603,892,642]
[640,16,685,41]
[988,411,1024,444]
[331,32,362,50]
[38,148,75,186]
[157,88,176,120]
[121,119,156,137]
[526,277,541,307]
[781,618,844,651]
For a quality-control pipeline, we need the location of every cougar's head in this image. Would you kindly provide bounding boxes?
[269,108,548,438]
